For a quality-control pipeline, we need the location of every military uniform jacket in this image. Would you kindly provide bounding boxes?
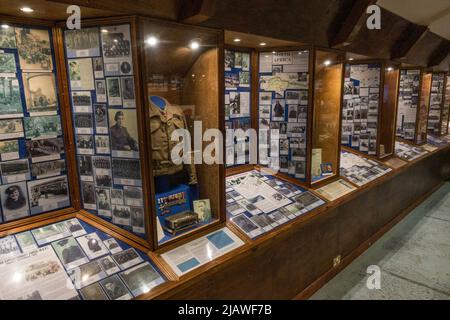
[149,99,197,184]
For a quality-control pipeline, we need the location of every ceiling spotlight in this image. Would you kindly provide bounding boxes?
[20,7,34,13]
[1,24,9,29]
[233,38,241,43]
[146,36,158,47]
[387,67,393,72]
[272,51,276,54]
[348,57,354,61]
[324,60,332,66]
[259,42,266,46]
[190,41,200,50]
[101,29,108,33]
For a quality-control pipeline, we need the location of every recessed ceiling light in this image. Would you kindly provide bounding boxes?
[233,38,241,43]
[349,58,354,61]
[101,29,108,33]
[190,41,200,50]
[1,24,9,29]
[146,36,158,47]
[259,42,266,46]
[20,7,34,13]
[272,51,276,54]
[387,67,393,72]
[324,60,332,66]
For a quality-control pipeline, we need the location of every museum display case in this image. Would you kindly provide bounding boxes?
[341,60,399,159]
[138,18,225,248]
[427,72,447,136]
[416,71,433,144]
[442,74,450,136]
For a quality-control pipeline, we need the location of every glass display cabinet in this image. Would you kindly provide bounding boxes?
[341,60,399,159]
[396,68,433,145]
[416,71,433,144]
[441,74,450,136]
[427,72,447,136]
[138,18,225,248]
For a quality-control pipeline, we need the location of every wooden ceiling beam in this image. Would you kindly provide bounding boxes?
[178,0,217,24]
[428,40,450,67]
[391,24,428,60]
[330,0,377,47]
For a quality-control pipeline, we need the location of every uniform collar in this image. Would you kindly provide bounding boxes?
[149,99,174,122]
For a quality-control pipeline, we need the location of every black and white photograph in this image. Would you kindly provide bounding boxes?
[108,109,139,158]
[74,113,94,134]
[0,159,31,184]
[123,186,143,207]
[22,72,58,116]
[71,91,93,113]
[103,238,122,254]
[94,104,108,133]
[93,156,112,188]
[68,59,94,91]
[25,137,64,163]
[0,118,24,140]
[112,158,142,185]
[24,115,62,140]
[68,260,107,289]
[98,256,121,276]
[0,235,21,260]
[100,24,133,76]
[121,77,136,108]
[76,135,94,155]
[0,182,30,222]
[271,99,285,121]
[80,283,108,300]
[96,188,111,216]
[15,27,53,71]
[131,207,145,234]
[27,175,70,215]
[76,232,109,260]
[78,155,93,180]
[65,27,100,58]
[81,181,96,210]
[119,262,163,297]
[95,80,107,103]
[100,275,132,300]
[0,75,23,119]
[0,26,16,48]
[110,189,124,205]
[112,204,131,226]
[52,236,89,270]
[106,77,122,106]
[93,57,104,79]
[31,160,66,179]
[65,218,87,237]
[231,214,260,235]
[95,135,110,154]
[112,248,143,270]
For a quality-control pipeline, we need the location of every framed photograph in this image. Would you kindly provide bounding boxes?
[68,59,94,91]
[76,232,109,260]
[271,99,285,121]
[15,27,53,71]
[119,262,164,297]
[0,235,21,260]
[68,260,107,289]
[93,57,104,79]
[112,158,141,186]
[0,182,30,222]
[0,76,23,119]
[108,109,139,158]
[80,282,108,300]
[110,189,124,205]
[24,115,62,140]
[74,113,93,134]
[25,137,64,163]
[71,91,93,113]
[100,275,132,300]
[123,186,143,207]
[95,80,107,103]
[31,220,71,246]
[27,175,70,214]
[106,77,122,106]
[64,27,100,58]
[0,159,31,184]
[15,231,38,252]
[103,238,122,254]
[112,248,143,270]
[0,26,16,48]
[0,140,19,161]
[94,104,108,133]
[98,256,121,276]
[112,204,131,226]
[131,207,145,234]
[193,199,212,223]
[76,134,94,155]
[65,218,87,237]
[51,236,89,270]
[81,181,96,211]
[0,118,24,140]
[96,188,111,216]
[78,155,93,181]
[31,160,66,179]
[100,24,133,76]
[95,135,110,154]
[121,77,136,108]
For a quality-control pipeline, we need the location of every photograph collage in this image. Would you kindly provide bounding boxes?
[396,69,421,141]
[441,75,450,133]
[63,25,146,238]
[341,63,381,155]
[224,49,252,167]
[395,141,429,162]
[226,170,325,239]
[339,151,392,187]
[0,25,70,223]
[427,73,445,134]
[258,51,310,179]
[0,218,165,300]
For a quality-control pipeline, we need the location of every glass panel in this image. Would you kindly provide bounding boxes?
[379,66,399,157]
[441,75,450,135]
[140,20,221,245]
[0,24,71,224]
[342,63,381,156]
[427,73,445,135]
[396,69,421,141]
[311,50,343,182]
[224,49,252,167]
[257,50,310,180]
[416,73,432,144]
[62,25,147,239]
